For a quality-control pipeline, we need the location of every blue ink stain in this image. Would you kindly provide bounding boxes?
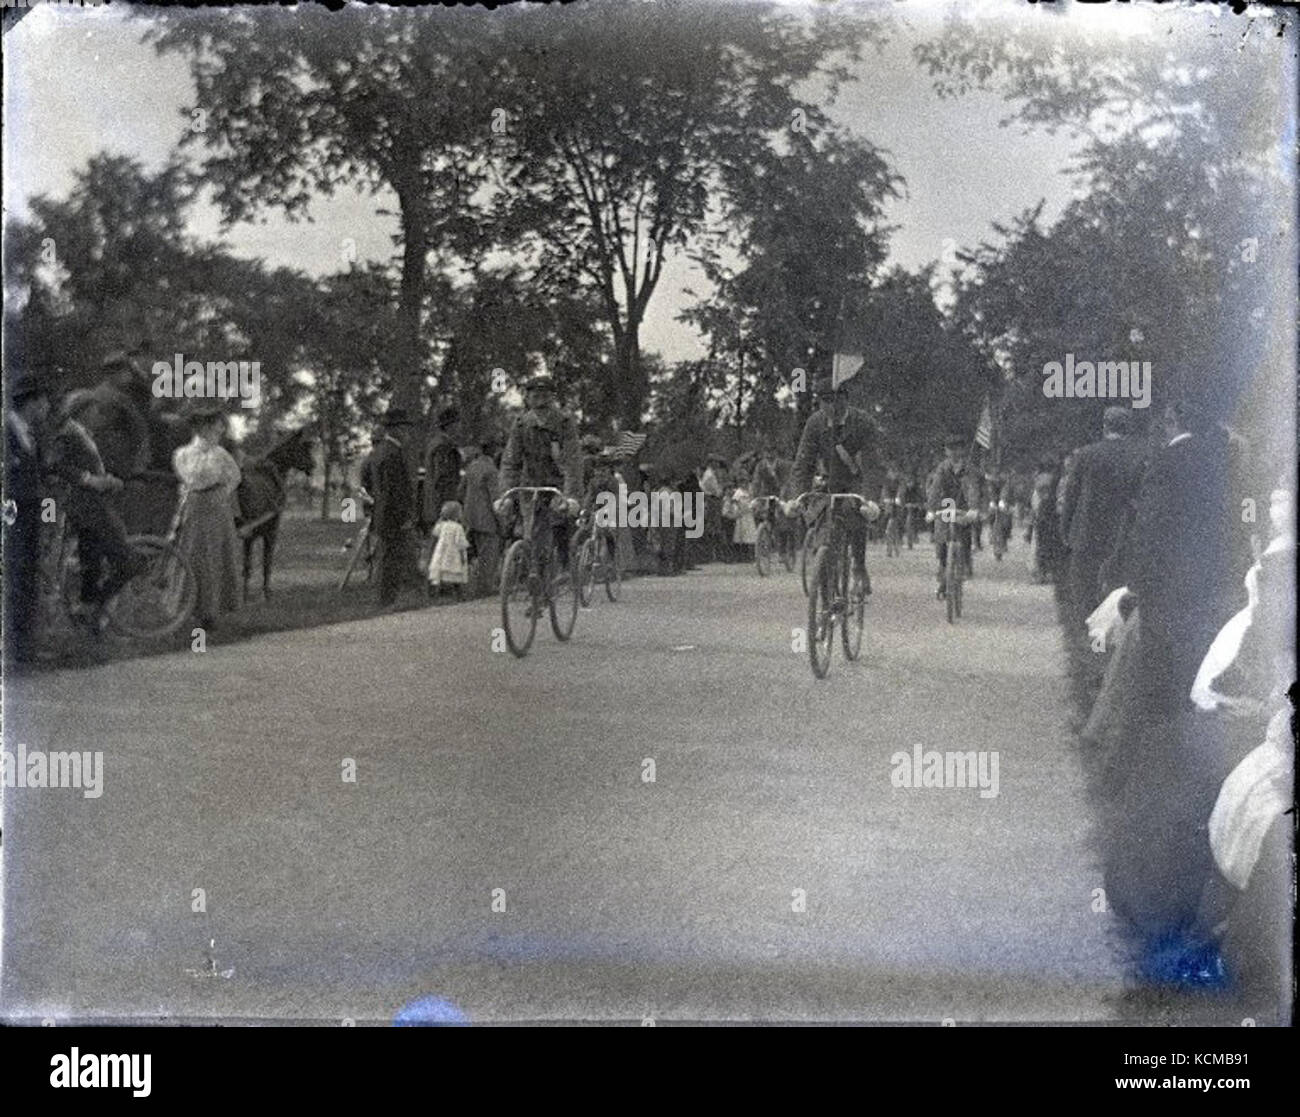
[393,995,470,1027]
[1138,931,1231,991]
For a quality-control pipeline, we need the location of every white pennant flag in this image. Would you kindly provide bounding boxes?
[832,352,864,388]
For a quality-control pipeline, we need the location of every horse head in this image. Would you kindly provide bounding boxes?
[263,427,316,477]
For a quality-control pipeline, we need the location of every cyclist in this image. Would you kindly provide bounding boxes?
[495,373,581,569]
[898,469,925,546]
[784,375,879,599]
[926,433,983,599]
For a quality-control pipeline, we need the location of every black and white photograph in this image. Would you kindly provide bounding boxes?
[1,0,1295,1050]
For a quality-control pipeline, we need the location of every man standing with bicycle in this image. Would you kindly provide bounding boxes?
[495,373,581,569]
[46,400,146,631]
[785,375,879,600]
[927,433,983,600]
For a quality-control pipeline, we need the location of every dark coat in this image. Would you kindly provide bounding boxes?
[1117,431,1239,714]
[422,430,462,525]
[1059,434,1147,560]
[361,435,414,537]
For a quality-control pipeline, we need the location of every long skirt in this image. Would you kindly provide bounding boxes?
[179,488,241,621]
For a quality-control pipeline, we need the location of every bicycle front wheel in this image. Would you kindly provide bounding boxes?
[106,535,197,640]
[577,537,597,607]
[800,527,816,596]
[807,546,835,679]
[755,523,772,576]
[946,542,961,624]
[841,554,865,661]
[603,537,622,602]
[548,545,579,641]
[501,539,538,657]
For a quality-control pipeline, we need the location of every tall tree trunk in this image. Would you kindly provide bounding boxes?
[321,456,333,522]
[616,325,646,429]
[393,190,429,419]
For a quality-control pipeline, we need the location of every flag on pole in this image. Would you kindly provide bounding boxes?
[974,396,993,450]
[832,352,865,389]
[610,431,647,457]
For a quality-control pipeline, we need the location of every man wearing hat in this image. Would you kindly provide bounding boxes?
[926,432,984,599]
[1059,406,1148,637]
[495,373,581,569]
[360,407,417,606]
[786,375,880,597]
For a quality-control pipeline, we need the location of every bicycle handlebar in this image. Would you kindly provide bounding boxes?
[790,491,869,506]
[499,486,564,500]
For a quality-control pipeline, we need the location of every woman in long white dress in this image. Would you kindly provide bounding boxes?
[173,407,242,626]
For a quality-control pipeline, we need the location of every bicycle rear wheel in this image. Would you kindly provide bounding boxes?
[548,546,579,641]
[500,539,537,657]
[807,546,834,679]
[755,523,772,576]
[106,535,197,640]
[841,553,865,661]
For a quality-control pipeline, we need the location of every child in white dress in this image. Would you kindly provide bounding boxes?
[428,500,469,603]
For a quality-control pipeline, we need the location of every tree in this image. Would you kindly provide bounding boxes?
[145,6,507,418]
[494,0,889,426]
[917,5,1293,467]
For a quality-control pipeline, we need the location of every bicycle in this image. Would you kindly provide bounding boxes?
[498,486,579,657]
[882,499,902,557]
[989,500,1012,561]
[574,510,621,606]
[790,491,873,679]
[753,496,795,577]
[40,473,198,642]
[901,502,924,550]
[934,507,978,624]
[337,491,377,592]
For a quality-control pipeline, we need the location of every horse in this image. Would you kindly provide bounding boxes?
[235,428,314,601]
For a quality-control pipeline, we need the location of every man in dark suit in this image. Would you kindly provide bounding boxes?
[1061,407,1147,615]
[360,408,416,607]
[1112,398,1239,720]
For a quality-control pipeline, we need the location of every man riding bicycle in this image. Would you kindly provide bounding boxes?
[495,373,581,568]
[926,433,983,599]
[784,375,879,598]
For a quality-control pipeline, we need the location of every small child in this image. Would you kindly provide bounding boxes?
[428,500,469,603]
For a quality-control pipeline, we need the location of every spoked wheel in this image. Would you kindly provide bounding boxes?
[946,544,961,625]
[779,527,796,572]
[500,539,538,657]
[800,527,816,596]
[806,546,835,679]
[755,523,773,576]
[886,518,900,558]
[548,546,579,641]
[841,558,866,661]
[106,535,197,640]
[602,537,622,602]
[577,537,597,607]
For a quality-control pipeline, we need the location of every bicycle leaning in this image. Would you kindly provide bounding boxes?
[40,473,198,642]
[497,486,580,657]
[789,491,875,679]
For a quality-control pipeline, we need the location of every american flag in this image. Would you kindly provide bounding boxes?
[974,397,993,450]
[609,431,647,457]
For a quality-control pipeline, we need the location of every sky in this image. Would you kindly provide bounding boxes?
[2,0,1216,364]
